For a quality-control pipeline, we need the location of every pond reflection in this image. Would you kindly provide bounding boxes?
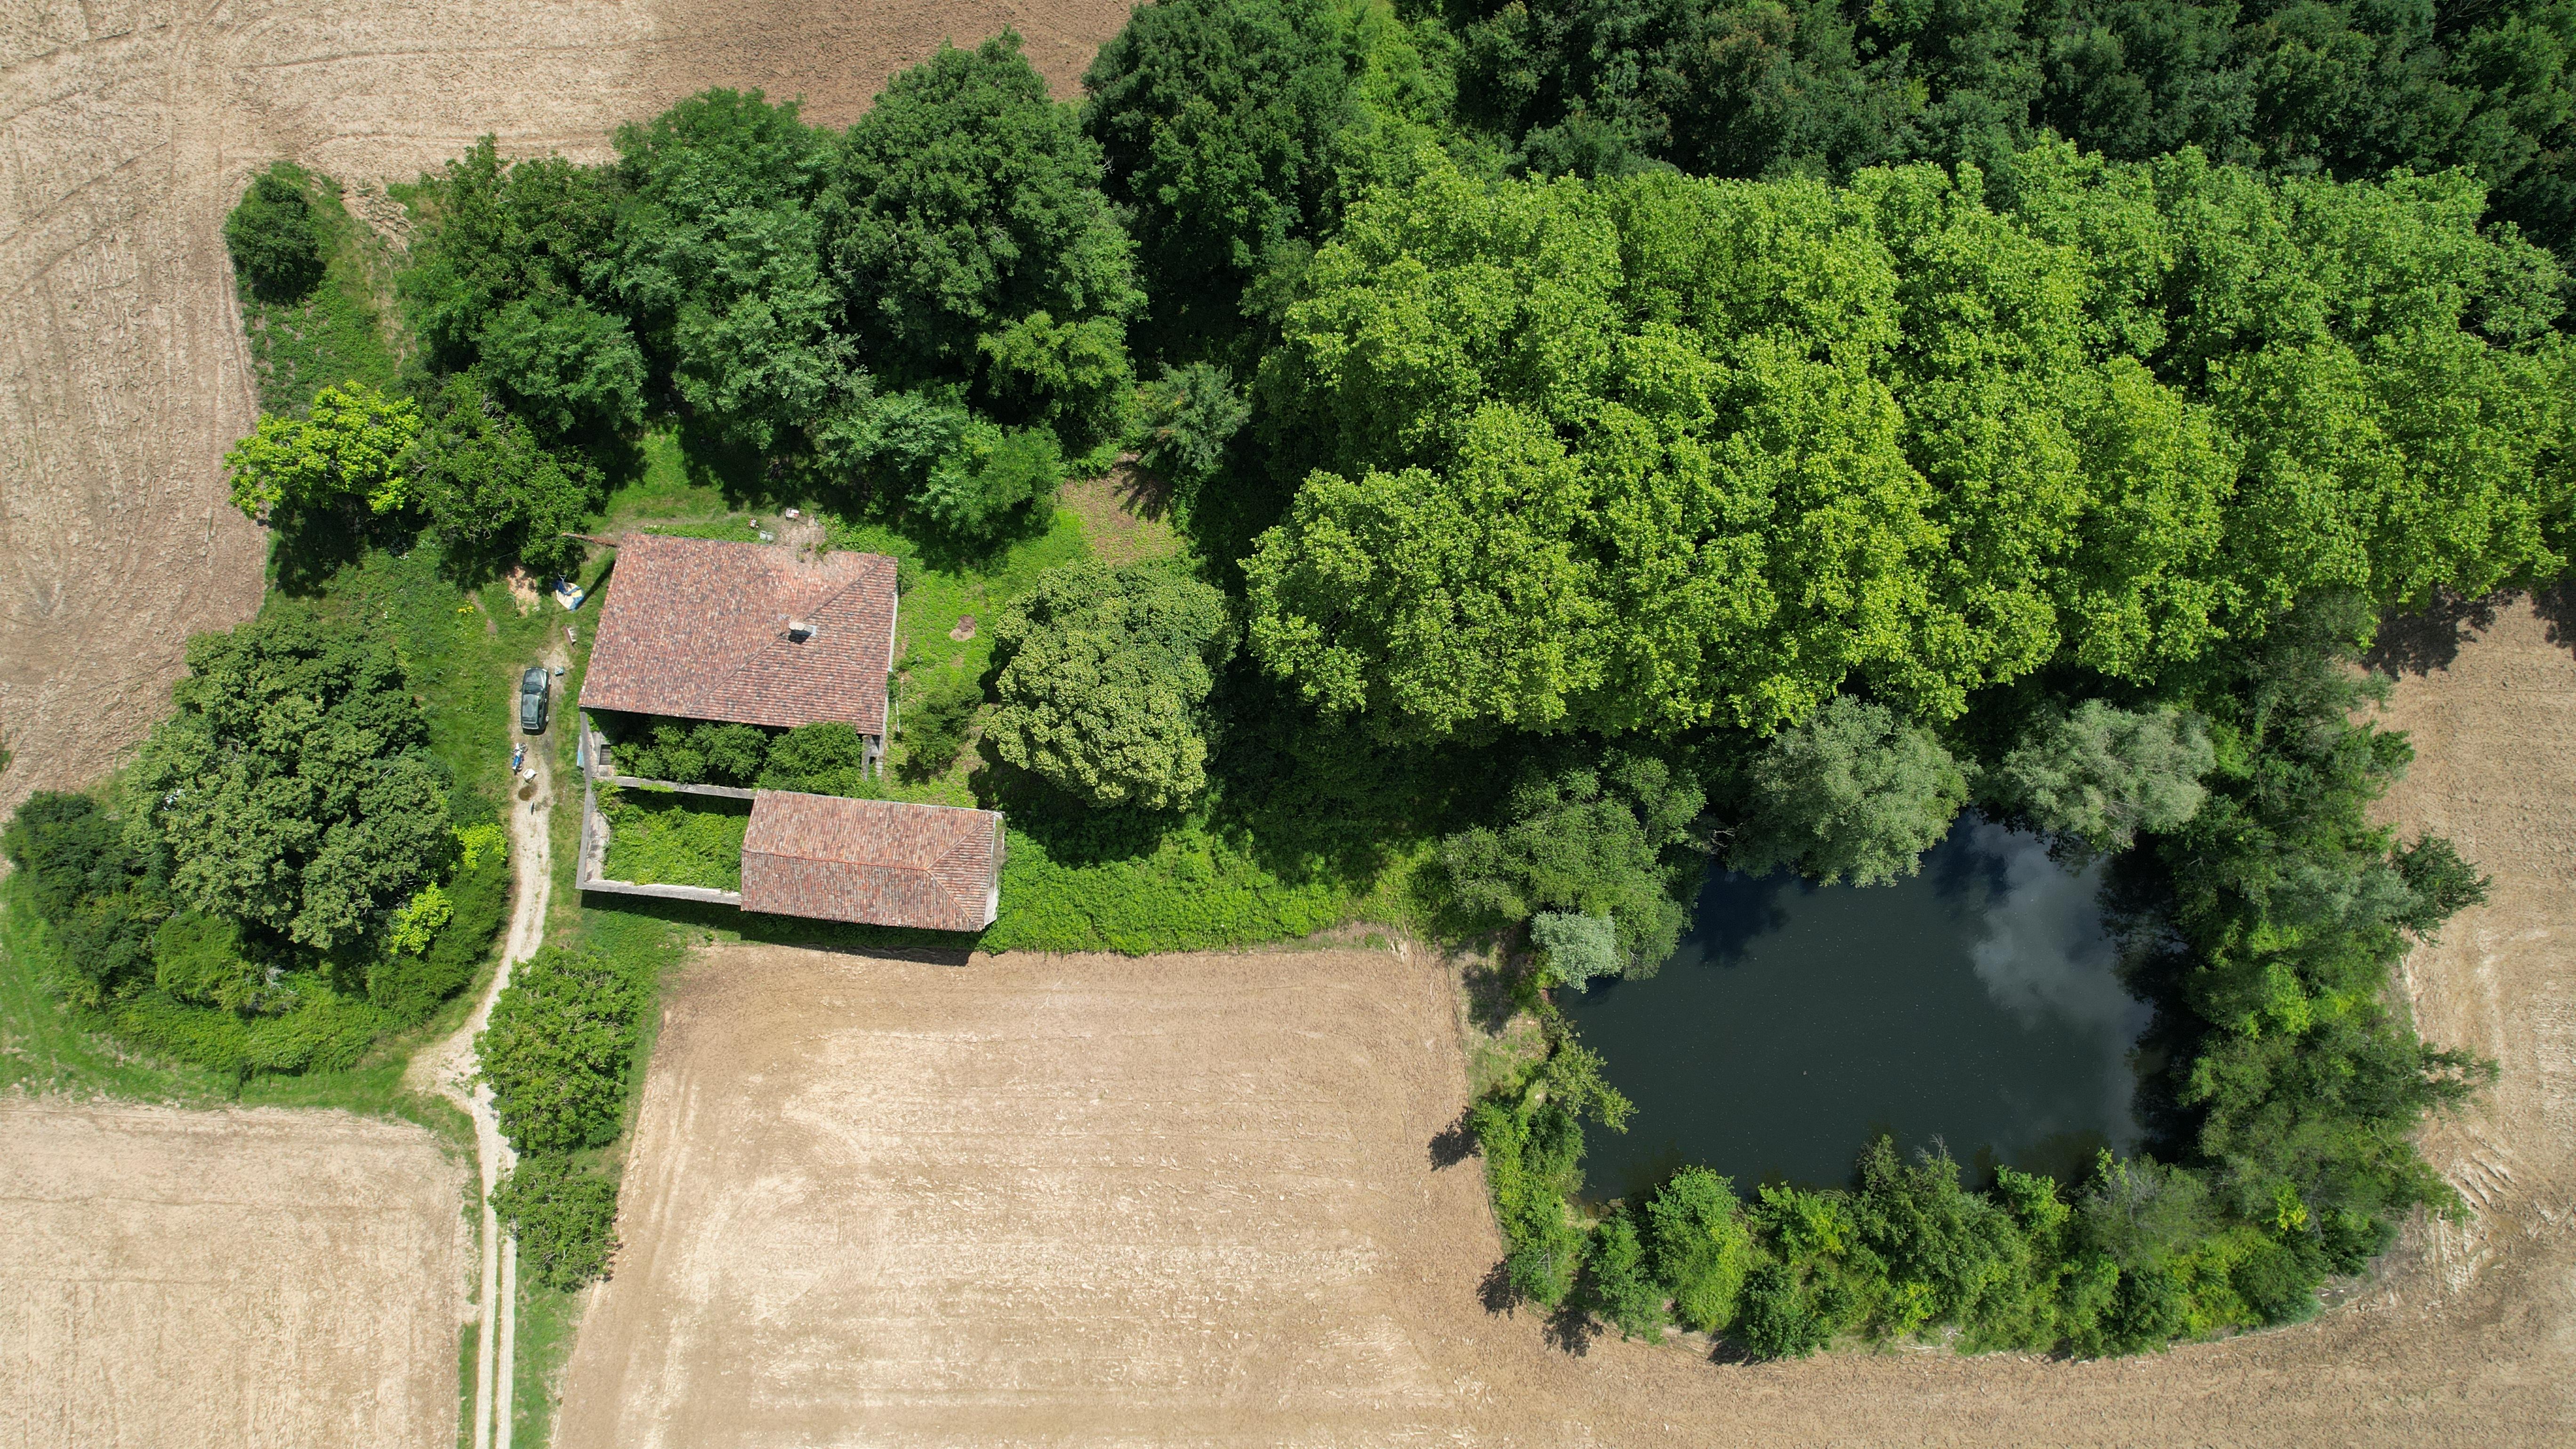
[1561,815,2152,1199]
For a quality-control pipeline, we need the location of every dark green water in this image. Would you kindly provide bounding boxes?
[1561,817,2150,1198]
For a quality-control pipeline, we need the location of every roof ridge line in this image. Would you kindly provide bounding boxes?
[750,845,936,871]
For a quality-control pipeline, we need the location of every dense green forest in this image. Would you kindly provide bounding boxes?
[10,0,2569,1360]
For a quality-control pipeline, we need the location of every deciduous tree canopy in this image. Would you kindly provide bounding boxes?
[1247,151,2570,738]
[225,163,326,301]
[224,382,422,525]
[1082,0,1379,357]
[1729,695,1967,886]
[1989,700,2215,855]
[1441,0,2576,257]
[132,606,452,952]
[987,561,1234,810]
[1442,750,1708,971]
[827,33,1140,448]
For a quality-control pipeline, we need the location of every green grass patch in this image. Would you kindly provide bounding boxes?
[238,168,402,413]
[627,517,770,543]
[598,788,749,890]
[837,508,1088,684]
[604,430,724,519]
[456,1321,479,1449]
[982,821,1358,953]
[511,1282,582,1447]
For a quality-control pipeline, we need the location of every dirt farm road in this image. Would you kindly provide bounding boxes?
[0,0,1132,814]
[405,644,565,1449]
[557,600,2576,1448]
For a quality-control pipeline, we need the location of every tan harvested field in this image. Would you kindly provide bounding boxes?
[0,1099,472,1449]
[561,601,2576,1447]
[0,0,1131,812]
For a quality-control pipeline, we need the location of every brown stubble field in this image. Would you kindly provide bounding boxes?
[561,601,2576,1447]
[0,1100,472,1448]
[0,0,1131,814]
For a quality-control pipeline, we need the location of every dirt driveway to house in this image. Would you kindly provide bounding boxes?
[0,1099,472,1449]
[556,600,2576,1448]
[0,0,1131,814]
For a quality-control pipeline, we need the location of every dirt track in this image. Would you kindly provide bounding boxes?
[0,1099,471,1449]
[558,600,2576,1447]
[0,0,1131,813]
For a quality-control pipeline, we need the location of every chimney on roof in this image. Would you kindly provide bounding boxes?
[787,618,816,642]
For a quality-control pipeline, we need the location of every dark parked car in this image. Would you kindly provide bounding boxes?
[519,667,550,733]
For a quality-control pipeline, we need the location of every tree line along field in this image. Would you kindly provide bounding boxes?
[10,0,2576,1437]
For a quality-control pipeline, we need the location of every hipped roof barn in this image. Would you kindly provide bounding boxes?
[741,792,1003,932]
[579,534,898,735]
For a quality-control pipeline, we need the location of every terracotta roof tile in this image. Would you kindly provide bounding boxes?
[579,536,896,734]
[740,791,1002,932]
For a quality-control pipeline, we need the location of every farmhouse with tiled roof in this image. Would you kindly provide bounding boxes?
[581,533,899,758]
[575,535,1003,933]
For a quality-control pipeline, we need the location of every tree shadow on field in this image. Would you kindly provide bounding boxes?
[1543,1299,1601,1357]
[2364,588,2506,677]
[2528,580,2576,664]
[1477,1263,1518,1315]
[1428,1108,1478,1169]
[1703,1336,1766,1366]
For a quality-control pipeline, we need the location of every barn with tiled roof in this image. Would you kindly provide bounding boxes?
[579,534,899,745]
[740,792,1003,932]
[572,534,1007,933]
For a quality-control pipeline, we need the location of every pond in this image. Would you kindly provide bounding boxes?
[1559,816,2152,1199]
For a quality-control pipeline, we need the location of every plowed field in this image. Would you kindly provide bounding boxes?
[0,1100,471,1449]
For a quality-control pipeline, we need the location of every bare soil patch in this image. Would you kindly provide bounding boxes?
[0,1098,472,1449]
[0,0,1129,814]
[561,604,2576,1449]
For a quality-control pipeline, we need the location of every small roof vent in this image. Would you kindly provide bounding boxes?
[787,618,816,642]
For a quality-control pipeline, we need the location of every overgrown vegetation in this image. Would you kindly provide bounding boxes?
[596,789,750,890]
[481,945,646,1153]
[596,714,875,795]
[480,941,659,1296]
